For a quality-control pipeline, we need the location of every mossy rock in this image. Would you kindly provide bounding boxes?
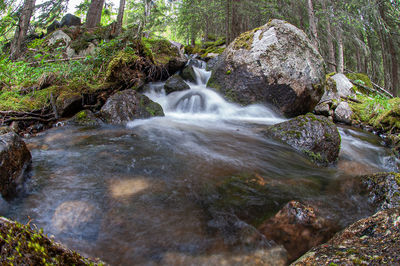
[68,110,103,126]
[0,216,103,265]
[345,73,373,90]
[141,38,180,65]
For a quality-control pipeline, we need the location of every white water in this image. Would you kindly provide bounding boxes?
[128,66,285,129]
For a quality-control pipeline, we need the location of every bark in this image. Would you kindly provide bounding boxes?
[307,0,319,49]
[230,0,241,42]
[225,0,231,44]
[337,29,344,73]
[86,0,105,29]
[10,0,36,60]
[322,0,335,72]
[115,0,126,35]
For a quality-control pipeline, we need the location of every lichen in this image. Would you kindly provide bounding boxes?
[232,28,259,50]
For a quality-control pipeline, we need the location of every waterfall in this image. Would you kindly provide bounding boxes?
[132,66,284,127]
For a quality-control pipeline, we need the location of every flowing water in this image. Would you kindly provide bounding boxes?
[2,64,398,265]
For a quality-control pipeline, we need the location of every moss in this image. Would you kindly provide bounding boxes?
[346,73,373,89]
[141,38,179,65]
[226,70,231,75]
[76,110,87,120]
[233,29,257,50]
[106,50,139,80]
[303,150,324,164]
[0,217,102,265]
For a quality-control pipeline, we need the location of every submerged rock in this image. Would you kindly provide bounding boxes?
[164,74,190,94]
[261,113,341,166]
[52,200,101,239]
[259,201,337,262]
[100,89,164,124]
[361,172,400,210]
[293,207,400,265]
[0,216,103,265]
[207,19,325,117]
[0,132,31,199]
[68,110,103,126]
[162,246,288,266]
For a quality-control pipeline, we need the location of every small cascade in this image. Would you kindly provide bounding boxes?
[141,65,284,125]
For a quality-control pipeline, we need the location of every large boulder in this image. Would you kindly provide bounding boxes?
[259,201,337,262]
[164,74,190,94]
[180,65,197,83]
[261,113,341,166]
[207,19,325,117]
[100,89,164,124]
[293,207,400,265]
[0,132,31,199]
[331,73,355,98]
[60,14,81,28]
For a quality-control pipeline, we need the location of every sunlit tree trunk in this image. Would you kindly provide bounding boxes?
[86,0,105,29]
[10,0,36,59]
[337,29,344,73]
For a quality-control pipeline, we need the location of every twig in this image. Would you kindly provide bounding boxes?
[3,117,56,124]
[27,56,87,66]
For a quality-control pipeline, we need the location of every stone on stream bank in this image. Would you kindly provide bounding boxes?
[260,113,341,166]
[100,89,164,124]
[0,132,31,199]
[207,19,325,117]
[293,207,400,265]
[259,201,337,262]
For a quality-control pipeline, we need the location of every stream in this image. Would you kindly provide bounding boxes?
[2,64,398,265]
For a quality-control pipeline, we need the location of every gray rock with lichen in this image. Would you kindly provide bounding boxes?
[207,19,326,117]
[260,113,341,166]
[334,101,353,125]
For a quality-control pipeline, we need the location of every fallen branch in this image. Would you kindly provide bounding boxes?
[28,56,87,66]
[0,110,54,118]
[3,116,56,124]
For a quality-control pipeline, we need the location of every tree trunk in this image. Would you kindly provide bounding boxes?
[86,0,105,29]
[10,0,36,60]
[307,0,319,49]
[115,0,126,35]
[322,0,336,72]
[230,0,242,42]
[225,0,231,44]
[388,37,399,96]
[337,29,344,73]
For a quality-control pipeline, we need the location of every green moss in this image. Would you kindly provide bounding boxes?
[76,110,87,120]
[141,38,178,65]
[303,150,324,163]
[226,70,231,75]
[106,50,139,80]
[346,73,373,89]
[233,29,256,50]
[0,217,102,265]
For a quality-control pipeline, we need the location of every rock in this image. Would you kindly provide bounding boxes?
[78,42,96,57]
[207,19,325,117]
[180,65,197,83]
[334,101,353,125]
[60,13,81,28]
[0,132,31,199]
[164,74,190,94]
[319,75,340,104]
[293,208,400,265]
[188,58,207,69]
[47,30,71,47]
[206,56,219,71]
[0,127,12,135]
[361,172,400,210]
[314,102,330,116]
[166,57,187,75]
[259,201,337,262]
[261,113,341,166]
[57,94,83,118]
[100,89,164,124]
[47,20,60,34]
[0,216,104,265]
[162,246,288,266]
[68,110,103,126]
[331,73,355,98]
[52,200,101,239]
